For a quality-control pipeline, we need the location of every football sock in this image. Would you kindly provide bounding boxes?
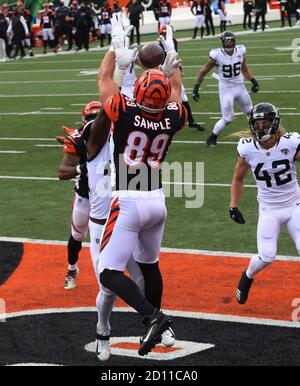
[97,286,116,329]
[137,262,163,310]
[182,101,194,125]
[246,255,271,279]
[68,235,82,265]
[68,263,78,271]
[100,269,154,316]
[213,118,228,136]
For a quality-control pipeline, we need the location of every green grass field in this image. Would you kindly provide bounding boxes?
[0,24,300,255]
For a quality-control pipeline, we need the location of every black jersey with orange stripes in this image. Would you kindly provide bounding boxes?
[63,126,90,199]
[100,7,112,24]
[105,93,187,192]
[159,1,172,17]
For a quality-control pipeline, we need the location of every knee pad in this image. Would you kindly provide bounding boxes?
[71,227,87,242]
[258,239,276,263]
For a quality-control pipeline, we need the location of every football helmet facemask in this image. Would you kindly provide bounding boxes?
[249,103,280,143]
[220,31,236,53]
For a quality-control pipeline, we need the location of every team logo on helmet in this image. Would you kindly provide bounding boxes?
[134,69,171,115]
[249,102,280,143]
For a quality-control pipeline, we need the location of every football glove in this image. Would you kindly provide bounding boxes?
[159,25,175,53]
[229,207,245,224]
[76,163,87,176]
[160,50,181,78]
[113,37,137,69]
[250,78,260,93]
[192,85,200,102]
[110,13,133,51]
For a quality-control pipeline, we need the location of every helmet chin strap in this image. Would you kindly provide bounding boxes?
[257,133,272,143]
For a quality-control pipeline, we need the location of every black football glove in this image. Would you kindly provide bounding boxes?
[229,207,245,224]
[192,85,200,102]
[250,78,259,93]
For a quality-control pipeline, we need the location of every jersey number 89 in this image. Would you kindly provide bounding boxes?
[124,131,170,168]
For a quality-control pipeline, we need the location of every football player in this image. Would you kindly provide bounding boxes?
[191,0,205,39]
[40,2,56,54]
[158,0,172,29]
[99,0,112,48]
[57,102,101,289]
[229,103,300,304]
[192,31,260,147]
[88,31,185,356]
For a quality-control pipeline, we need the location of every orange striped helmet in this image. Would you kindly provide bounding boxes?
[134,69,171,114]
[82,101,102,124]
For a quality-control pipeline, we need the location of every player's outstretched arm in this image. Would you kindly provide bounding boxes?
[229,157,249,224]
[57,153,81,180]
[98,50,119,106]
[87,109,111,161]
[193,58,215,101]
[242,56,259,93]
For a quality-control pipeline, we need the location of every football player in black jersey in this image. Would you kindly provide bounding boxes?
[87,35,186,355]
[57,101,102,290]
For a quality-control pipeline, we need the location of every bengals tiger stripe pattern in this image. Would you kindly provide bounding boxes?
[100,196,120,253]
[134,69,171,114]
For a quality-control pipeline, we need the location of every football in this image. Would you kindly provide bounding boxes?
[138,43,165,69]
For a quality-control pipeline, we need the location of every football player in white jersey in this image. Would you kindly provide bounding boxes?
[229,103,300,304]
[192,31,260,147]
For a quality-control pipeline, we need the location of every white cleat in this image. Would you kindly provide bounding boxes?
[95,334,110,362]
[64,268,79,290]
[161,327,175,347]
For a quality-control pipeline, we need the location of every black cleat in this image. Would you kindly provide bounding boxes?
[189,122,205,131]
[206,133,218,147]
[138,310,172,356]
[236,271,254,304]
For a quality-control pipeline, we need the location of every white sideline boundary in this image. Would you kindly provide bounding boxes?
[2,306,300,329]
[0,236,298,262]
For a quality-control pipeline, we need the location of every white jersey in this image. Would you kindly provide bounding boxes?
[209,45,246,85]
[237,132,300,207]
[87,139,111,220]
[121,64,136,99]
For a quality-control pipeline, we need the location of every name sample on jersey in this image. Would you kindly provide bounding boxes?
[134,115,172,131]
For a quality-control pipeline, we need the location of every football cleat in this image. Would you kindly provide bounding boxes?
[95,332,110,362]
[206,133,218,147]
[64,268,79,290]
[189,122,205,131]
[161,327,175,347]
[138,310,172,356]
[236,271,254,304]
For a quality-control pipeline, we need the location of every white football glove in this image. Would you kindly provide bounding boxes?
[159,25,175,53]
[160,50,181,78]
[114,37,137,69]
[110,13,134,51]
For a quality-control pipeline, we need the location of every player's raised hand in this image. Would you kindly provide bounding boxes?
[229,207,245,224]
[160,50,181,78]
[111,13,133,47]
[114,37,137,69]
[159,25,175,53]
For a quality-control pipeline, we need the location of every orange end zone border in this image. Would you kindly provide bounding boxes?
[0,242,299,322]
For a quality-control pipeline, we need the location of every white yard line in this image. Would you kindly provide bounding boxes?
[0,79,96,85]
[0,236,298,263]
[2,306,299,328]
[0,137,57,141]
[35,144,62,148]
[0,175,256,189]
[0,150,26,154]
